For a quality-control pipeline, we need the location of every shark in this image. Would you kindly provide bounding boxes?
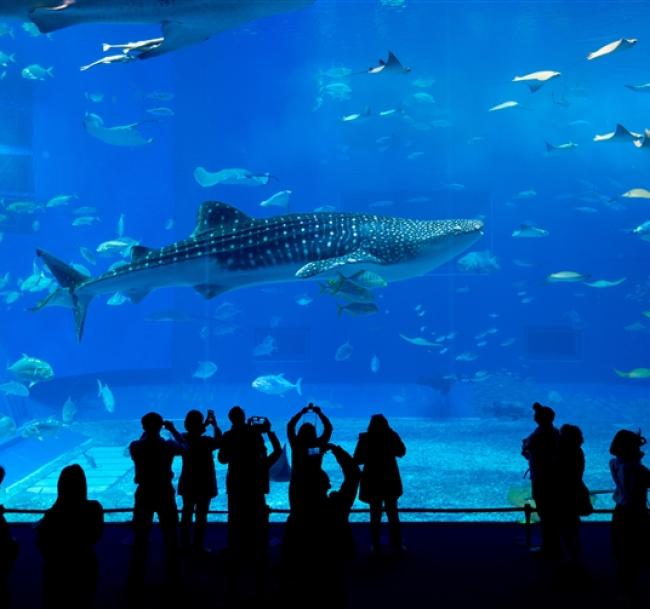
[33,201,484,340]
[0,0,313,59]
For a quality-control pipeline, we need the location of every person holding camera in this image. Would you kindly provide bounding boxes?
[282,442,360,609]
[218,406,282,601]
[178,409,222,556]
[287,403,333,511]
[353,414,406,556]
[127,412,184,595]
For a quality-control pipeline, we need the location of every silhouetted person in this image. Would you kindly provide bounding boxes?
[178,408,222,556]
[283,443,360,609]
[354,414,406,555]
[218,407,282,601]
[36,464,104,609]
[127,412,183,594]
[287,403,333,510]
[521,402,560,557]
[609,429,650,608]
[557,423,588,567]
[0,466,18,609]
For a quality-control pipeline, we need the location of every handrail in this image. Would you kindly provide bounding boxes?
[1,506,616,515]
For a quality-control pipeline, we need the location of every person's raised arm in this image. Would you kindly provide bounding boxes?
[207,412,223,449]
[265,419,282,467]
[328,444,360,508]
[163,420,185,455]
[287,407,308,445]
[314,406,333,444]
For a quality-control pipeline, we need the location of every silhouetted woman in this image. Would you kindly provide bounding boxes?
[609,429,650,607]
[178,408,222,555]
[353,414,406,554]
[287,404,333,510]
[36,464,104,609]
[557,423,589,566]
[521,402,560,558]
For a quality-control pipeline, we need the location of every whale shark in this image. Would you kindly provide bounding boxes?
[33,201,484,340]
[0,0,313,59]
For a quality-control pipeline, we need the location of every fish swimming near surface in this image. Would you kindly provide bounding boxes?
[512,70,560,92]
[614,368,650,379]
[587,38,637,61]
[194,167,273,188]
[32,201,483,340]
[367,51,411,75]
[593,123,641,143]
[83,113,153,146]
[0,0,314,61]
[545,141,578,152]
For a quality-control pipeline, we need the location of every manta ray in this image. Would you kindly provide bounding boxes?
[0,0,313,59]
[33,202,484,340]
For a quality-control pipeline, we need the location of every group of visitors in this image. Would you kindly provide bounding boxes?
[0,404,407,608]
[522,402,650,607]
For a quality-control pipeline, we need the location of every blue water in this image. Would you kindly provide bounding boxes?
[0,1,649,519]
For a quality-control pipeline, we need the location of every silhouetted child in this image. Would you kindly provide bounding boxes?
[178,408,222,555]
[218,407,282,601]
[36,464,104,609]
[127,412,183,594]
[557,423,589,566]
[283,443,360,609]
[354,414,406,555]
[609,429,650,607]
[0,466,18,609]
[522,402,560,558]
[287,404,333,510]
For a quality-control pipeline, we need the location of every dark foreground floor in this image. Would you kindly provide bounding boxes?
[7,521,631,609]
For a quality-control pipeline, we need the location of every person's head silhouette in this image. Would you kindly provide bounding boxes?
[368,414,389,434]
[610,429,646,461]
[228,406,245,426]
[560,424,583,448]
[141,411,164,435]
[297,421,317,445]
[532,402,555,427]
[56,464,87,506]
[184,409,204,435]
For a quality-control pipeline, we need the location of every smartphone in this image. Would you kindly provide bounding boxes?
[308,447,320,456]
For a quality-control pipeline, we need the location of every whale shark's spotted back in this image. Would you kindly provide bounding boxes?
[34,201,483,340]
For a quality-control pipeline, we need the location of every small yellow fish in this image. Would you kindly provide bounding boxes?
[615,368,650,379]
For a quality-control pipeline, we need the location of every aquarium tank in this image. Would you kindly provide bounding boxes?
[0,0,647,522]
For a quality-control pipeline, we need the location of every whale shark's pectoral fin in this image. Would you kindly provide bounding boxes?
[125,289,150,304]
[194,284,227,300]
[295,251,383,279]
[133,21,218,60]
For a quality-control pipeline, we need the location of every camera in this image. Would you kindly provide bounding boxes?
[248,416,269,432]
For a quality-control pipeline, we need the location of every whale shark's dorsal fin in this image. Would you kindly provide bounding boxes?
[192,202,253,237]
[131,246,153,263]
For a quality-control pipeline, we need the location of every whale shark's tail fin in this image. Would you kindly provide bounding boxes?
[35,249,93,342]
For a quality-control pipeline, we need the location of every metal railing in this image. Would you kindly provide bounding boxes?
[4,503,616,553]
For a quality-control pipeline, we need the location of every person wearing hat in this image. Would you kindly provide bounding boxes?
[522,402,561,557]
